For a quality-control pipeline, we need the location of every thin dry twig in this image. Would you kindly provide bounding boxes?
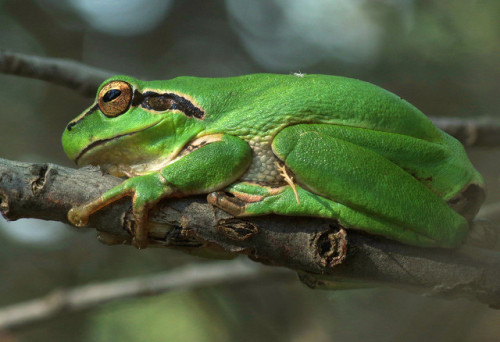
[0,49,113,97]
[480,202,500,219]
[0,259,292,331]
[430,117,500,148]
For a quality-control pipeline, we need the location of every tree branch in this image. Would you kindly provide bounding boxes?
[0,259,292,331]
[1,50,499,147]
[1,158,499,308]
[430,117,500,147]
[0,49,113,97]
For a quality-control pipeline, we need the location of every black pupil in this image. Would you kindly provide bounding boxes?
[103,89,122,102]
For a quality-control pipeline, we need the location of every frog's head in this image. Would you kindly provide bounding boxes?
[62,76,205,172]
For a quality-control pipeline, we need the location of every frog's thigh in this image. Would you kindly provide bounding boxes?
[272,125,468,248]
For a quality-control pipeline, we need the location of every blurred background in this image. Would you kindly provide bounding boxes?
[0,0,499,341]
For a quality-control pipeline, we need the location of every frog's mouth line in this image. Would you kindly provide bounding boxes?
[74,121,161,165]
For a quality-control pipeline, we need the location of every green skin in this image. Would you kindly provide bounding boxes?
[62,73,485,249]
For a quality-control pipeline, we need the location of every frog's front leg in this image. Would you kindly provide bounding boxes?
[68,134,252,249]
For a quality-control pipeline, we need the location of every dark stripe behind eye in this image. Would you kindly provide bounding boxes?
[132,90,205,119]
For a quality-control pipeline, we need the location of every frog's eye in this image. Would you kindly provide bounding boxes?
[98,81,133,117]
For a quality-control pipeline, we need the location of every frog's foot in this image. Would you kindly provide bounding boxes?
[68,192,127,228]
[207,181,286,216]
[129,200,151,249]
[68,206,91,228]
[122,175,170,249]
[208,182,330,218]
[67,173,170,249]
[207,191,252,216]
[131,231,149,249]
[207,182,278,216]
[68,197,151,248]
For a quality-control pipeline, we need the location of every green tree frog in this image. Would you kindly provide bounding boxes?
[62,74,485,249]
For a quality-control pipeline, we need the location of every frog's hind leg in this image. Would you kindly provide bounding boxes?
[210,125,469,248]
[209,181,439,247]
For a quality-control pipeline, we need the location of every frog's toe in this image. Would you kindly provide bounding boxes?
[132,236,149,249]
[207,191,248,216]
[67,207,89,227]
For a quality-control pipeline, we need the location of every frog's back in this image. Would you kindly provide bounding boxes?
[161,74,444,143]
[159,73,483,211]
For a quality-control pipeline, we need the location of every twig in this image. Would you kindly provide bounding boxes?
[0,50,499,147]
[0,49,113,97]
[0,259,292,331]
[1,158,499,308]
[430,117,500,148]
[480,202,500,219]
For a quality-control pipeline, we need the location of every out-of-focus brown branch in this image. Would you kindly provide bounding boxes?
[431,117,500,148]
[0,260,292,331]
[0,49,112,97]
[0,50,499,146]
[1,158,499,309]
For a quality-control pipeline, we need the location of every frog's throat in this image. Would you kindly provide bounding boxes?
[74,121,161,166]
[99,158,173,178]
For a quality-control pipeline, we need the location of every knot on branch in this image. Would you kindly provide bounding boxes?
[0,190,9,217]
[30,164,50,195]
[312,227,347,269]
[216,218,259,241]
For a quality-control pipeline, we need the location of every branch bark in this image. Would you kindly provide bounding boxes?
[1,158,499,309]
[430,117,500,148]
[0,49,113,97]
